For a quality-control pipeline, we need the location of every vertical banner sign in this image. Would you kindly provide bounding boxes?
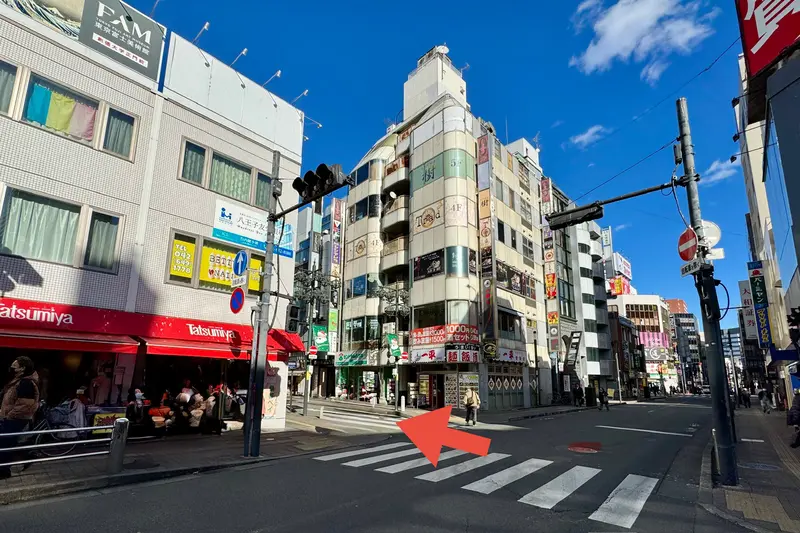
[477,135,490,190]
[541,178,552,216]
[311,325,329,351]
[478,131,497,344]
[386,333,401,358]
[755,307,773,348]
[482,279,496,340]
[738,280,758,340]
[748,261,769,310]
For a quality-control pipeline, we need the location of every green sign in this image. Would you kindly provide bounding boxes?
[386,333,401,358]
[335,352,368,367]
[328,309,339,332]
[311,325,329,351]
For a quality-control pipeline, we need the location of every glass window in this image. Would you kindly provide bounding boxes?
[495,180,505,203]
[508,188,516,210]
[511,228,517,250]
[584,319,597,333]
[499,311,523,342]
[103,108,135,158]
[368,195,381,218]
[0,189,80,264]
[498,221,506,243]
[198,239,241,292]
[367,273,381,297]
[209,153,251,202]
[367,316,381,341]
[447,301,469,324]
[355,164,369,185]
[351,317,365,343]
[582,293,595,305]
[182,142,206,184]
[168,233,195,284]
[355,198,368,221]
[84,212,119,270]
[466,152,476,180]
[24,75,98,142]
[0,60,17,115]
[579,243,591,254]
[580,267,592,278]
[446,246,468,277]
[352,275,367,296]
[254,173,271,210]
[413,302,445,329]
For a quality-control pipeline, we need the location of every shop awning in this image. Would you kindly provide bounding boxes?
[0,328,140,354]
[268,330,305,353]
[140,337,249,360]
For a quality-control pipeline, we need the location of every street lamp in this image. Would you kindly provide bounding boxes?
[375,284,410,411]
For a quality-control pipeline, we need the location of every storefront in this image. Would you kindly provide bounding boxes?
[334,350,391,402]
[485,348,527,410]
[0,297,304,430]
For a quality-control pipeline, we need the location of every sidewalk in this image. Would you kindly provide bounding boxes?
[0,428,387,505]
[701,408,800,532]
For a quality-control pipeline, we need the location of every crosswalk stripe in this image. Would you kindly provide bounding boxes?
[461,458,553,494]
[518,465,601,509]
[588,474,658,529]
[313,442,411,462]
[415,453,510,482]
[325,411,399,423]
[322,415,401,430]
[376,450,467,474]
[342,447,421,467]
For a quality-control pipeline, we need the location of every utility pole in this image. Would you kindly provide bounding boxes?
[676,97,738,485]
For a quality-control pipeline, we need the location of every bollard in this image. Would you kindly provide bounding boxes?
[319,406,324,419]
[371,396,376,408]
[107,417,129,475]
[400,396,406,412]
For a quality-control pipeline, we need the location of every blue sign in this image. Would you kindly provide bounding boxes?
[755,307,772,348]
[233,250,248,276]
[230,287,245,314]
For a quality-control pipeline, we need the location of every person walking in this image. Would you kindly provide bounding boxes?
[598,388,610,411]
[788,392,800,448]
[0,356,40,479]
[759,387,772,414]
[463,387,480,426]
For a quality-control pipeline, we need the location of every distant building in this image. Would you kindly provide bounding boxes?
[666,299,689,314]
[672,313,701,386]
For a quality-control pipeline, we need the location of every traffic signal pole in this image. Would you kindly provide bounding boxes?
[676,97,738,485]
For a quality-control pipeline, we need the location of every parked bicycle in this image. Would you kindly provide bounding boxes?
[24,401,82,457]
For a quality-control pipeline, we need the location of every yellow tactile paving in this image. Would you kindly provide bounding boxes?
[726,491,800,533]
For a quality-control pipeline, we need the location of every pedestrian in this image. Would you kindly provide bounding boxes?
[759,388,772,414]
[573,383,580,407]
[787,393,800,448]
[0,356,40,479]
[463,387,480,426]
[741,388,751,409]
[598,388,610,411]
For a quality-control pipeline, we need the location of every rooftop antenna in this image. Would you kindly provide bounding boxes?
[262,70,281,87]
[291,89,309,104]
[532,131,542,151]
[230,48,247,67]
[149,0,162,17]
[192,22,209,44]
[459,62,470,76]
[306,116,323,129]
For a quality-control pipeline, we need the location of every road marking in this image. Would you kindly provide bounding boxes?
[740,438,765,443]
[313,442,411,462]
[647,410,654,413]
[415,453,510,482]
[519,466,602,509]
[589,474,658,529]
[596,425,693,437]
[342,447,420,467]
[323,413,401,430]
[376,450,467,473]
[462,458,553,494]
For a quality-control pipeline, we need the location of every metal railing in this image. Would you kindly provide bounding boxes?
[0,418,129,475]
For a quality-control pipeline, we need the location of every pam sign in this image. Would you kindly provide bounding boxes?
[736,0,800,77]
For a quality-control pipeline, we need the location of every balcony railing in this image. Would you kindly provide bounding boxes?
[596,309,609,325]
[384,195,410,215]
[382,237,408,256]
[594,286,608,301]
[592,263,605,280]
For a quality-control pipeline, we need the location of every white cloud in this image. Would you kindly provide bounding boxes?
[572,0,604,31]
[551,119,565,128]
[588,162,596,168]
[700,159,740,186]
[570,0,717,84]
[614,223,631,231]
[569,125,610,149]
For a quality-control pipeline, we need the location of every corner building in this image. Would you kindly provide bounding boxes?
[339,46,548,410]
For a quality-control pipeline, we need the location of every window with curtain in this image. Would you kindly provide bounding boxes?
[182,142,206,184]
[24,75,98,142]
[84,212,119,270]
[0,189,80,264]
[103,108,135,158]
[0,60,16,115]
[209,154,251,202]
[254,172,271,209]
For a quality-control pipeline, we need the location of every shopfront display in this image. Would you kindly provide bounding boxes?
[487,363,524,410]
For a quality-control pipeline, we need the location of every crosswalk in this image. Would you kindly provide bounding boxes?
[314,408,480,435]
[314,441,659,529]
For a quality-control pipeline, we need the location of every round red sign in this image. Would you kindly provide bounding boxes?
[309,346,318,355]
[678,228,698,261]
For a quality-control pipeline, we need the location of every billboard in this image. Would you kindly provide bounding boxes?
[613,252,632,280]
[748,260,769,309]
[608,276,631,296]
[1,0,165,81]
[736,0,800,77]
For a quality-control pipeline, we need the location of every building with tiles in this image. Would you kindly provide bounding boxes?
[0,2,305,429]
[671,312,701,388]
[666,299,689,314]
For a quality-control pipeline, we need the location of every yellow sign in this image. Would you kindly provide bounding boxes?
[170,236,195,279]
[200,242,240,288]
[249,255,263,292]
[478,190,491,219]
[92,412,127,435]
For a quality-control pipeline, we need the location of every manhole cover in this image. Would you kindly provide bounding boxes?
[738,462,780,471]
[568,441,602,454]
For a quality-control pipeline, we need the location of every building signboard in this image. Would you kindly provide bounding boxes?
[736,0,800,77]
[739,280,758,340]
[411,324,479,346]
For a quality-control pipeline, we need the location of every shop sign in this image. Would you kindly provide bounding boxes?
[478,190,491,219]
[413,200,444,234]
[644,347,669,361]
[444,197,468,227]
[386,334,402,358]
[478,135,490,165]
[544,249,555,262]
[613,252,632,280]
[482,341,497,360]
[331,243,341,266]
[411,324,479,346]
[353,237,367,258]
[748,261,769,309]
[333,198,343,223]
[541,178,551,204]
[499,348,524,364]
[445,343,480,363]
[169,236,195,280]
[212,199,293,257]
[479,218,493,248]
[481,246,493,276]
[335,351,368,367]
[312,325,329,351]
[413,249,445,281]
[755,307,773,348]
[411,347,445,363]
[736,0,800,77]
[367,234,383,257]
[639,332,670,348]
[469,249,478,275]
[739,280,758,340]
[547,311,559,325]
[328,309,339,333]
[545,273,557,299]
[200,242,262,293]
[482,279,496,340]
[459,373,479,386]
[566,331,582,367]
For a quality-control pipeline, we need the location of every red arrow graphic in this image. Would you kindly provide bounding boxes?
[396,406,491,467]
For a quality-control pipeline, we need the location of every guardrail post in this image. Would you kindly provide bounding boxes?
[107,418,129,475]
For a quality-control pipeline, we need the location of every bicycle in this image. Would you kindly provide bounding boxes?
[28,401,80,457]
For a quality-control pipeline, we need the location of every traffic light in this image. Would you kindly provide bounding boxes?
[286,304,301,334]
[292,164,353,204]
[545,203,604,231]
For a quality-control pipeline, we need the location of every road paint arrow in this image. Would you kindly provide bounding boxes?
[396,406,491,467]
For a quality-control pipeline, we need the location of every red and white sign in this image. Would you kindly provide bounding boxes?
[401,351,408,361]
[446,346,480,363]
[411,324,479,346]
[499,349,525,364]
[410,347,445,363]
[678,228,698,261]
[309,346,318,355]
[737,0,800,78]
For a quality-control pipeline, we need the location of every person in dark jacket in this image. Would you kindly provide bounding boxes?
[788,393,800,448]
[598,388,610,411]
[0,356,40,479]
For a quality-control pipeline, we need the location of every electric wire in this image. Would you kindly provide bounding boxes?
[267,198,287,333]
[719,281,731,321]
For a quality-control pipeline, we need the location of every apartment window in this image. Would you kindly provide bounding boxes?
[579,243,591,254]
[181,142,206,184]
[447,300,477,325]
[368,195,381,218]
[508,189,516,210]
[367,316,381,341]
[495,180,505,204]
[510,228,517,250]
[499,311,523,342]
[413,302,445,329]
[520,200,533,229]
[254,173,271,209]
[24,75,98,143]
[84,212,120,271]
[0,60,17,115]
[355,198,368,221]
[209,153,251,202]
[351,317,365,343]
[522,237,535,262]
[584,319,597,333]
[587,347,600,362]
[355,163,369,186]
[498,221,506,243]
[580,267,592,279]
[582,293,595,305]
[102,108,135,158]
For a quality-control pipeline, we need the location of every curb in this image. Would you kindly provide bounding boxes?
[0,434,391,506]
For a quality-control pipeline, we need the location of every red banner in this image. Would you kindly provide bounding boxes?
[737,0,800,77]
[411,324,479,346]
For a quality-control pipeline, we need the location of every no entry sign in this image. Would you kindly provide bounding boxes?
[309,346,318,356]
[678,228,698,261]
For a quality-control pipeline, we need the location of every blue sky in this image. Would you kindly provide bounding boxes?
[134,0,749,328]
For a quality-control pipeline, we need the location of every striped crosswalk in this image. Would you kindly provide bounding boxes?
[314,442,659,529]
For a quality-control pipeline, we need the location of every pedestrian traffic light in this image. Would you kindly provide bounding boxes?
[286,304,301,334]
[292,164,353,204]
[545,203,604,231]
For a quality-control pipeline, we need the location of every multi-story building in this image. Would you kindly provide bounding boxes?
[608,310,643,398]
[339,45,548,409]
[600,226,634,296]
[0,3,305,428]
[666,299,689,314]
[672,312,701,388]
[721,327,744,390]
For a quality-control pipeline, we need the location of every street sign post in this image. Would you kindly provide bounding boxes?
[309,345,318,360]
[233,250,248,276]
[678,228,698,261]
[231,274,247,288]
[229,287,245,314]
[680,258,704,277]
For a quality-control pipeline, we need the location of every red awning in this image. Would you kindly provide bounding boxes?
[0,328,140,354]
[268,330,305,353]
[140,337,249,360]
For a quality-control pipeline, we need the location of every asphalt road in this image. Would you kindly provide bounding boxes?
[0,396,748,532]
